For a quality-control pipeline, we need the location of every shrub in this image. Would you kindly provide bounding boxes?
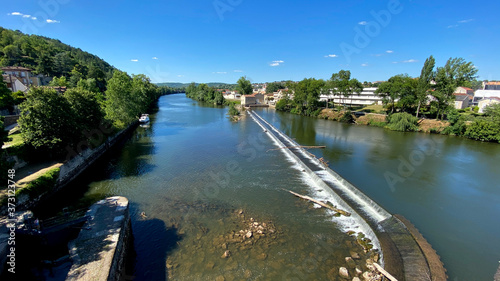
[464,119,500,142]
[16,168,60,197]
[340,111,354,123]
[386,112,419,132]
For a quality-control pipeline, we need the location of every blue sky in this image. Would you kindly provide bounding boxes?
[1,0,499,84]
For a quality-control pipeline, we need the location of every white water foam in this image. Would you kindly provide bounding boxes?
[248,111,382,252]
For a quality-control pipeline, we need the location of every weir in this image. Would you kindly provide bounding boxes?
[248,110,448,281]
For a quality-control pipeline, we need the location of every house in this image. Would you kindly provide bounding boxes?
[223,91,241,100]
[483,81,500,90]
[241,93,264,106]
[454,94,470,109]
[455,86,474,95]
[478,97,500,113]
[1,66,43,92]
[473,90,500,105]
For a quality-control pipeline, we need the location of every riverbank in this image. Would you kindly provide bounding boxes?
[318,108,451,133]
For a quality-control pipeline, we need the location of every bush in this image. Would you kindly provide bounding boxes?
[386,112,419,132]
[16,168,60,197]
[464,119,500,142]
[340,111,354,123]
[228,103,239,116]
[367,119,387,127]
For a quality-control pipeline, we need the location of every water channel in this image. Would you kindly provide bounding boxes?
[36,94,500,280]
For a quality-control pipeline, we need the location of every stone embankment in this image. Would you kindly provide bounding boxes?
[248,110,448,281]
[66,196,132,281]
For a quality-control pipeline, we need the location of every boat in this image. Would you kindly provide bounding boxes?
[139,114,150,123]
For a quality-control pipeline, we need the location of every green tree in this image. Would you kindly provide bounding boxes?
[0,76,14,110]
[49,76,70,87]
[64,88,105,136]
[328,70,363,109]
[104,70,135,127]
[19,87,80,153]
[416,55,435,118]
[266,82,285,94]
[236,76,253,96]
[376,74,415,113]
[289,78,325,116]
[386,112,419,132]
[433,57,478,120]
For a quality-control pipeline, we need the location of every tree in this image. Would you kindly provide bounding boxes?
[64,88,104,136]
[266,82,285,94]
[376,74,415,113]
[236,76,253,96]
[416,55,435,118]
[0,75,14,110]
[328,70,363,109]
[49,76,70,87]
[433,57,478,120]
[104,70,135,127]
[19,87,80,153]
[289,78,325,115]
[386,112,419,132]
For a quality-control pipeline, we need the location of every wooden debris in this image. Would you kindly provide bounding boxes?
[266,145,326,152]
[373,262,399,281]
[284,189,351,216]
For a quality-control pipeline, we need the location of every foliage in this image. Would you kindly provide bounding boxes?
[340,111,354,123]
[16,168,60,197]
[442,109,466,135]
[236,76,253,96]
[416,55,435,117]
[228,103,239,116]
[185,83,225,105]
[386,112,420,132]
[64,88,105,137]
[0,27,114,81]
[105,71,160,127]
[266,82,285,94]
[19,87,81,154]
[0,73,14,109]
[483,103,500,120]
[328,70,363,108]
[464,119,500,142]
[283,78,325,116]
[376,74,416,114]
[49,76,70,87]
[433,57,478,120]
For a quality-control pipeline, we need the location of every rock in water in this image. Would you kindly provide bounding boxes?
[221,250,231,258]
[246,231,253,238]
[339,267,349,279]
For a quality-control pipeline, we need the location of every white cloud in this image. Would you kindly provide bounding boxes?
[46,19,60,23]
[458,18,474,23]
[233,70,243,73]
[392,61,398,64]
[8,12,37,20]
[358,21,368,25]
[131,59,139,62]
[386,50,394,54]
[177,75,184,78]
[447,24,459,29]
[402,59,418,63]
[152,57,158,60]
[213,71,227,74]
[361,63,368,67]
[270,60,284,66]
[324,54,338,58]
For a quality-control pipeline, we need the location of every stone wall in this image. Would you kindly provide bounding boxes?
[66,196,133,281]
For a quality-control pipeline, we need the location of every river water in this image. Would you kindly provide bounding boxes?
[37,94,499,280]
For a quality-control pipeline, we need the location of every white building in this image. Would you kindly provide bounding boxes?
[478,97,500,113]
[473,90,500,105]
[319,87,383,106]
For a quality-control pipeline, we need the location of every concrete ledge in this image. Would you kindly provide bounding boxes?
[66,196,132,281]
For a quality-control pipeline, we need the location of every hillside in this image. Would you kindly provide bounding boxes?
[0,27,115,82]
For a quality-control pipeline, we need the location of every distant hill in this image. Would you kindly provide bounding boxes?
[0,27,115,79]
[157,82,237,89]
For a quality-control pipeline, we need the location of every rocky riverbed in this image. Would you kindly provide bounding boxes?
[148,198,383,281]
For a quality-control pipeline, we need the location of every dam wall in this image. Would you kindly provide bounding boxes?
[248,110,447,281]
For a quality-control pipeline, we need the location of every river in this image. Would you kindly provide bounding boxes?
[37,94,500,280]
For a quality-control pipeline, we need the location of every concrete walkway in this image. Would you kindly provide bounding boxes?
[66,196,131,281]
